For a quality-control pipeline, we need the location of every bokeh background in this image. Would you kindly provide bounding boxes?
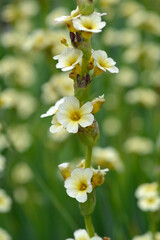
[0,0,160,239]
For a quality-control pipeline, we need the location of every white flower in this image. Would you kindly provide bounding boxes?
[57,96,94,133]
[40,98,64,118]
[0,189,12,213]
[138,195,160,212]
[0,228,11,240]
[66,229,103,240]
[132,232,153,240]
[92,50,119,73]
[53,48,83,72]
[135,182,159,199]
[64,168,93,203]
[73,12,106,33]
[49,116,64,133]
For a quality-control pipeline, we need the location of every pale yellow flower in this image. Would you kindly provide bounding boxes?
[0,228,11,240]
[66,229,103,240]
[0,189,12,213]
[56,96,94,133]
[73,12,106,33]
[64,168,93,203]
[124,136,154,155]
[54,7,80,24]
[53,48,83,72]
[135,182,159,198]
[12,162,33,184]
[132,232,152,240]
[138,196,160,212]
[92,50,119,73]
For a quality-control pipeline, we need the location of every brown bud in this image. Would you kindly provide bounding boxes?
[70,32,75,43]
[61,38,68,46]
[104,237,111,240]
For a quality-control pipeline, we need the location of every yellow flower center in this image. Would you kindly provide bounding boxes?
[67,56,78,66]
[79,182,87,191]
[71,111,81,121]
[147,198,155,204]
[0,197,4,205]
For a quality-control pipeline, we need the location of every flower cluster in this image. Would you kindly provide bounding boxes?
[135,182,160,212]
[40,2,119,239]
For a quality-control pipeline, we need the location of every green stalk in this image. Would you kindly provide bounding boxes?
[84,215,95,237]
[85,146,92,168]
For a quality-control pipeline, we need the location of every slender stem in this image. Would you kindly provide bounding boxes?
[85,146,92,168]
[84,215,95,237]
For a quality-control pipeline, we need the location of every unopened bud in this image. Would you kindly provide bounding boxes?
[58,163,71,180]
[87,56,94,70]
[70,32,76,43]
[91,166,109,188]
[61,38,68,46]
[92,95,105,114]
[77,0,95,15]
[78,120,99,147]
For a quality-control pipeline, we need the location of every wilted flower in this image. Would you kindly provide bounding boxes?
[64,168,93,203]
[53,48,83,72]
[0,189,12,213]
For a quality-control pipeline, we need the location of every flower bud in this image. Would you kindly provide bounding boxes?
[91,167,109,188]
[77,0,95,15]
[92,95,105,114]
[87,56,94,70]
[61,38,68,46]
[79,190,96,216]
[58,162,71,180]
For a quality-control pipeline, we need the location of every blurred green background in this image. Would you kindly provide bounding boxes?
[0,0,160,239]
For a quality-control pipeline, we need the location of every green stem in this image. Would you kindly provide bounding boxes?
[84,215,95,237]
[85,146,92,168]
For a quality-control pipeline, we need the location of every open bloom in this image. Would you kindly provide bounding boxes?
[92,50,119,74]
[53,48,83,72]
[138,195,160,212]
[132,232,153,240]
[49,116,64,133]
[0,228,11,240]
[64,168,93,203]
[73,12,106,33]
[135,182,159,198]
[0,189,12,213]
[57,96,94,133]
[66,229,103,240]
